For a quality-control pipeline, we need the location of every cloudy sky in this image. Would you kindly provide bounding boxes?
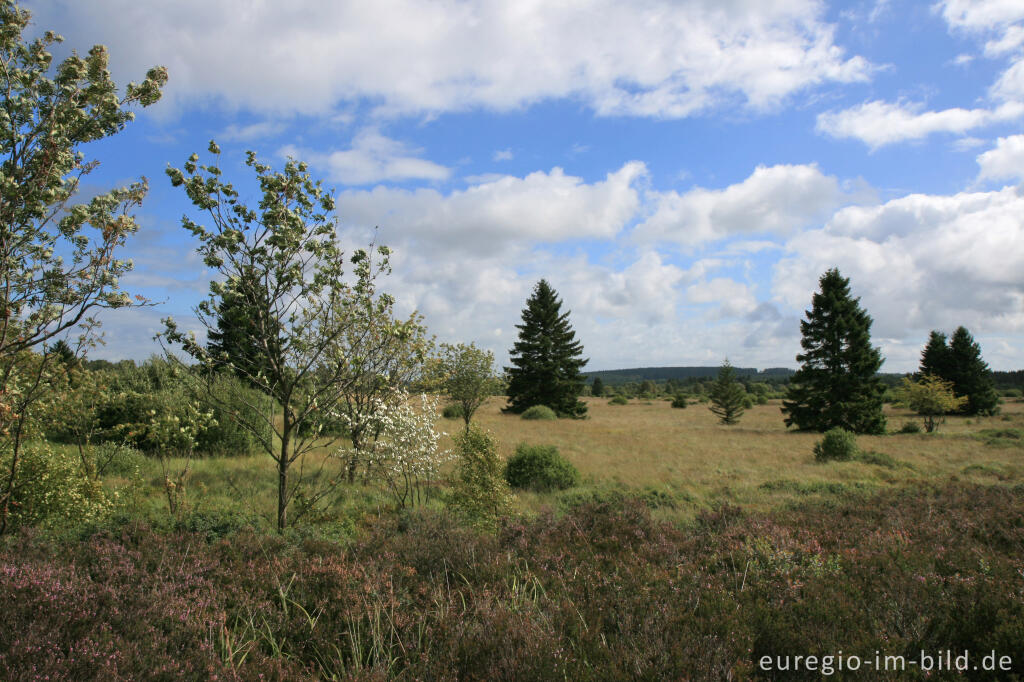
[23,0,1024,371]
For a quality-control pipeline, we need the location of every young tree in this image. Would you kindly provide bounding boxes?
[504,280,588,418]
[163,144,414,530]
[435,342,500,428]
[708,360,745,425]
[782,268,886,434]
[0,1,166,534]
[206,268,275,389]
[946,326,999,416]
[590,376,605,397]
[894,374,966,433]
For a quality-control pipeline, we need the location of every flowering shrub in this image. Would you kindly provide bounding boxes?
[335,390,450,508]
[2,444,114,530]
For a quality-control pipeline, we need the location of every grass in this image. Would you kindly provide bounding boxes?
[458,396,1024,518]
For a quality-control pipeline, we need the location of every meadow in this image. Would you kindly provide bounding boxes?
[3,396,1024,680]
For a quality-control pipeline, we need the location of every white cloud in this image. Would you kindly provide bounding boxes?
[219,120,287,142]
[816,99,1024,148]
[936,0,1024,32]
[281,129,450,185]
[687,277,758,317]
[29,0,871,119]
[635,164,845,246]
[493,148,514,162]
[335,161,647,254]
[773,185,1024,350]
[977,134,1024,180]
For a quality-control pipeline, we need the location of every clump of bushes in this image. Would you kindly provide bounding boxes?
[813,427,858,462]
[442,403,464,419]
[671,395,688,408]
[448,426,511,527]
[521,405,557,420]
[898,421,922,434]
[504,443,580,491]
[608,395,629,405]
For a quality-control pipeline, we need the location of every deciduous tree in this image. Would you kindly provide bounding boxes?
[435,342,500,428]
[0,1,166,534]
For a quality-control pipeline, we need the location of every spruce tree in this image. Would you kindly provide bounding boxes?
[782,268,886,434]
[206,269,275,389]
[919,331,952,380]
[946,326,999,416]
[504,280,588,418]
[708,360,745,425]
[590,376,605,397]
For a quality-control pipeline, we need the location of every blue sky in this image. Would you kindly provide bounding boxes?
[22,0,1024,371]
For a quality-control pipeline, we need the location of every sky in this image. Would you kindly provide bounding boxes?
[20,0,1024,372]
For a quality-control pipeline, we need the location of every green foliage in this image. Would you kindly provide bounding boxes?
[0,1,165,535]
[164,144,427,530]
[504,280,588,418]
[893,374,967,432]
[813,427,859,462]
[671,394,688,408]
[442,403,464,419]
[946,327,999,416]
[590,376,605,397]
[206,269,275,389]
[783,269,886,434]
[504,443,580,491]
[609,395,629,405]
[708,360,745,425]
[2,443,113,531]
[521,404,557,420]
[898,421,922,434]
[447,426,510,528]
[434,342,500,426]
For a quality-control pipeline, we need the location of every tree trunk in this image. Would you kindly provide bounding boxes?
[277,419,290,532]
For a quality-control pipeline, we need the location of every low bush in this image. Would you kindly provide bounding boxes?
[521,405,557,420]
[442,403,464,419]
[670,395,688,408]
[608,395,629,405]
[898,421,922,434]
[504,443,580,492]
[813,427,858,462]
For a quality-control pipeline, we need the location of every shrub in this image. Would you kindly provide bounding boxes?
[608,395,629,405]
[442,403,465,419]
[898,421,922,434]
[96,442,148,478]
[505,443,580,492]
[448,426,511,527]
[813,427,858,462]
[671,395,688,408]
[3,444,113,530]
[521,405,557,420]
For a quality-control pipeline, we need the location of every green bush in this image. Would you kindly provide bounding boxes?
[608,395,629,405]
[96,442,148,478]
[898,421,922,434]
[3,444,113,530]
[447,426,511,528]
[442,403,465,419]
[670,395,688,408]
[521,405,557,420]
[196,373,273,456]
[813,427,858,462]
[504,443,580,492]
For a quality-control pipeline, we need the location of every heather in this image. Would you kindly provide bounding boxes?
[3,482,1024,680]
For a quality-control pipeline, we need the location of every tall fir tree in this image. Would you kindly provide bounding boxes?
[919,331,952,380]
[782,268,886,434]
[946,326,999,416]
[504,280,588,418]
[708,360,745,425]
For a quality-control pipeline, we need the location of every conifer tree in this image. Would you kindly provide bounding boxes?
[946,326,999,416]
[708,360,745,425]
[782,268,886,434]
[504,280,588,418]
[590,376,605,397]
[206,269,274,389]
[919,331,952,380]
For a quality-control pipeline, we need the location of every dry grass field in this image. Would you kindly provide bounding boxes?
[462,395,1024,517]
